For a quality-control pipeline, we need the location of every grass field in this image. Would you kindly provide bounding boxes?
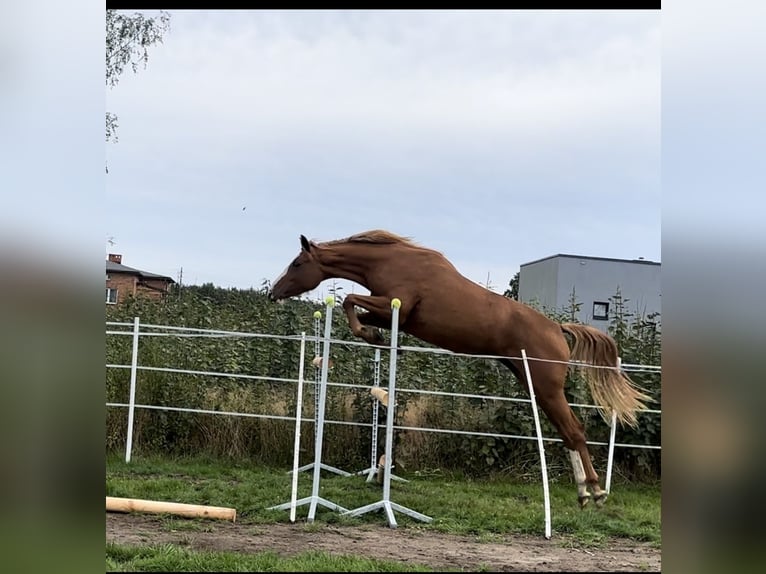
[106,454,661,571]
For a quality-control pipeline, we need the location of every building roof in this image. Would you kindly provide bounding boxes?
[520,253,661,268]
[106,260,175,283]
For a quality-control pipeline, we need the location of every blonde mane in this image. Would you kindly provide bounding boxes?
[321,230,426,249]
[348,230,415,245]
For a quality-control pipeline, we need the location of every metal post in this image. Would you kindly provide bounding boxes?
[521,349,552,540]
[125,316,140,463]
[344,298,431,527]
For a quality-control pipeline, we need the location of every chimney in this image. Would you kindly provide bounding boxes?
[108,254,122,264]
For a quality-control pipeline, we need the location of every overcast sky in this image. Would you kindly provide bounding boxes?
[105,9,660,301]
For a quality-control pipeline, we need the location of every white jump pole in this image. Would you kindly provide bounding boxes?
[344,298,431,528]
[521,349,552,540]
[125,316,140,463]
[289,332,307,523]
[604,357,621,494]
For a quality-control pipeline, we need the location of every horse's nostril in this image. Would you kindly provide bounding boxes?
[268,291,283,304]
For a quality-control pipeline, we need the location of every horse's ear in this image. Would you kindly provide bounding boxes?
[300,235,312,252]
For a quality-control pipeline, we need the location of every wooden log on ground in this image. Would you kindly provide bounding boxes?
[106,496,237,522]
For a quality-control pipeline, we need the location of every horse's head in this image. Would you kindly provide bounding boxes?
[269,235,325,302]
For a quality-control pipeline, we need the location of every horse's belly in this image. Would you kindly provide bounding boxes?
[404,316,505,356]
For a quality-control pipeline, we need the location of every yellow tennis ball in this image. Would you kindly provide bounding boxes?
[391,298,401,309]
[325,295,335,306]
[313,311,322,319]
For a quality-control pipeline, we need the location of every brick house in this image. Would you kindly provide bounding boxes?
[106,254,175,305]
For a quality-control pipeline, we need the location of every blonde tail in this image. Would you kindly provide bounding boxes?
[560,323,651,427]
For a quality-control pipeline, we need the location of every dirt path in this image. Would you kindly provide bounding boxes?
[106,513,660,572]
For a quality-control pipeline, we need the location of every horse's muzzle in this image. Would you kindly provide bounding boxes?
[268,291,285,305]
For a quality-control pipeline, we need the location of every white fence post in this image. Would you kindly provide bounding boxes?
[125,316,140,463]
[521,349,552,540]
[605,357,621,494]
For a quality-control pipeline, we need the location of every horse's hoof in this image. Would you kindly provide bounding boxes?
[594,493,608,507]
[578,494,591,509]
[360,326,385,345]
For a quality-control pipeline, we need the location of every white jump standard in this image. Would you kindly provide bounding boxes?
[343,298,432,528]
[269,298,349,520]
[285,310,351,478]
[354,347,408,484]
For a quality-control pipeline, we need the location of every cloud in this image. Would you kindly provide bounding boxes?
[106,10,660,290]
[108,10,659,147]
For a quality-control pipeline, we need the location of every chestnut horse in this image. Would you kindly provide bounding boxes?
[269,230,650,507]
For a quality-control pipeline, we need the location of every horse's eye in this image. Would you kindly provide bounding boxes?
[291,260,301,268]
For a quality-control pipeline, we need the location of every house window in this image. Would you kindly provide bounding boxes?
[106,288,118,304]
[592,301,609,321]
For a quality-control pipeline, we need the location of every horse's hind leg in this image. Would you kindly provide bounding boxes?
[568,448,607,507]
[567,448,592,507]
[535,387,606,508]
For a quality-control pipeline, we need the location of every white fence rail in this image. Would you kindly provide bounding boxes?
[106,317,661,459]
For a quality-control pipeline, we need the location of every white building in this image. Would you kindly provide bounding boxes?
[518,254,661,331]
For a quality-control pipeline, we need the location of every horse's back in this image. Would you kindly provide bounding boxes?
[401,265,563,357]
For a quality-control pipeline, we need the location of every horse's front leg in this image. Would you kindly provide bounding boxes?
[357,311,393,344]
[342,294,410,346]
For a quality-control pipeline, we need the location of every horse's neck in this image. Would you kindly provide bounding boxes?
[317,243,373,287]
